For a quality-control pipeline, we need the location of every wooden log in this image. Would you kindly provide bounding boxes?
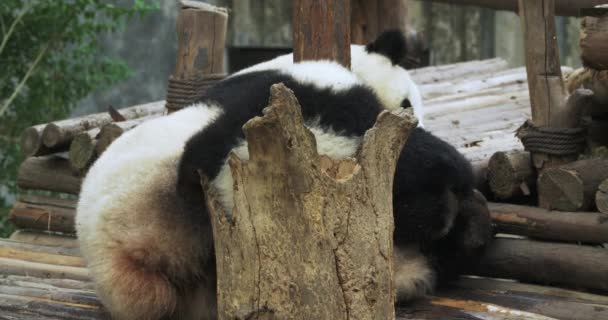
[518,1,591,208]
[351,0,408,44]
[206,84,415,319]
[472,238,608,292]
[423,0,608,17]
[595,179,608,214]
[95,115,159,155]
[0,291,108,320]
[581,8,608,70]
[68,128,100,173]
[0,236,79,257]
[8,195,76,234]
[538,158,608,211]
[488,202,608,243]
[0,243,84,267]
[487,151,535,199]
[9,230,78,248]
[0,257,89,281]
[167,1,228,113]
[17,155,82,194]
[20,124,53,157]
[293,0,352,68]
[1,275,94,291]
[41,101,164,149]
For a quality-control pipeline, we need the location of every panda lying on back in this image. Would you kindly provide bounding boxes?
[76,30,491,320]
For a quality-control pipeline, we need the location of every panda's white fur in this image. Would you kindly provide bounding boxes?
[233,44,425,127]
[76,32,440,320]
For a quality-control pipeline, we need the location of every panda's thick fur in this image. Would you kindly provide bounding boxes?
[76,30,491,320]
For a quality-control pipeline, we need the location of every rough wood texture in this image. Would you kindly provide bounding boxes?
[487,151,535,199]
[174,1,227,78]
[351,0,408,44]
[538,158,608,211]
[205,84,415,319]
[8,195,77,234]
[472,238,608,292]
[595,179,608,214]
[293,0,351,68]
[9,230,78,248]
[581,12,608,70]
[0,240,84,267]
[68,128,100,173]
[489,202,608,243]
[424,0,607,16]
[20,124,53,157]
[40,101,165,149]
[17,155,82,194]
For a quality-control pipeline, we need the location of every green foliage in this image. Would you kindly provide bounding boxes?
[0,0,159,237]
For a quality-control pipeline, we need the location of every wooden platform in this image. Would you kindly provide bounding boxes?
[2,58,608,320]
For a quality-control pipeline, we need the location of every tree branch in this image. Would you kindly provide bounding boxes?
[0,3,32,57]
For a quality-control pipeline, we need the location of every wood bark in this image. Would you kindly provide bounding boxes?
[581,10,608,70]
[351,0,408,44]
[17,155,82,194]
[538,158,608,211]
[472,238,608,292]
[68,128,100,173]
[487,151,535,199]
[424,0,607,17]
[205,84,415,319]
[9,195,77,234]
[40,101,164,149]
[293,0,352,68]
[488,202,608,243]
[595,178,608,214]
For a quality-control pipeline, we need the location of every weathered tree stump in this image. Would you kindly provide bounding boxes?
[203,84,415,319]
[538,158,608,211]
[487,151,535,199]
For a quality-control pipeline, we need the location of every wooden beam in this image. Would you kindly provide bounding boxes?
[472,238,608,292]
[293,0,352,67]
[424,0,607,17]
[488,202,608,243]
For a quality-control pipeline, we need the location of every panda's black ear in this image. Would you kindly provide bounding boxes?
[365,29,408,65]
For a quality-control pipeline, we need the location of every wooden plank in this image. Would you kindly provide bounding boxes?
[9,231,78,248]
[423,0,607,17]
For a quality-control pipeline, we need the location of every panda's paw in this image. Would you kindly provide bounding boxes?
[458,189,494,254]
[394,245,436,302]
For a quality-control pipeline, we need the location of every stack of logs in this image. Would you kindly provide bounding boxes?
[481,4,608,294]
[11,101,169,239]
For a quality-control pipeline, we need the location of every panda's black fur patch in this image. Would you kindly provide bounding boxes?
[365,29,408,65]
[177,70,384,194]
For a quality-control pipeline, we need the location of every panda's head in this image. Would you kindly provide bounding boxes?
[351,30,424,126]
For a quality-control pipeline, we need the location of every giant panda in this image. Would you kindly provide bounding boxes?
[76,30,491,320]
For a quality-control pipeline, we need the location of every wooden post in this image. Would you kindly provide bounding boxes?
[350,0,408,44]
[206,84,414,319]
[293,0,352,68]
[166,1,228,112]
[518,0,590,208]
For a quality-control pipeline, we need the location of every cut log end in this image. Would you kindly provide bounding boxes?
[69,133,97,172]
[41,123,65,148]
[596,179,608,214]
[96,124,124,155]
[538,169,584,211]
[20,127,44,157]
[487,151,534,199]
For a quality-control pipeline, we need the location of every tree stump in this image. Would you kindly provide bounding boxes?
[203,84,416,319]
[487,151,535,199]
